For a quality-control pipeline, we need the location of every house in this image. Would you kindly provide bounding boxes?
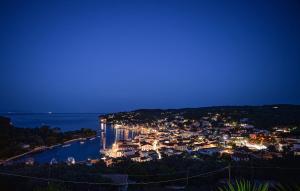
[198,148,221,156]
[294,149,300,156]
[140,143,153,151]
[175,143,187,151]
[104,158,113,166]
[122,149,136,157]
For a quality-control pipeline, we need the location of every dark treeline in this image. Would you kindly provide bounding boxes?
[103,104,300,130]
[1,153,300,191]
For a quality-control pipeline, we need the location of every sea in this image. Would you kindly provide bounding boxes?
[1,113,137,164]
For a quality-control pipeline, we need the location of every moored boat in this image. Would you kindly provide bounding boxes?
[62,144,71,147]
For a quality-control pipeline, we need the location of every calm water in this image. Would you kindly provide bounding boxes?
[2,113,100,131]
[1,113,138,164]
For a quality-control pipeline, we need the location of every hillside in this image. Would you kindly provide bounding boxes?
[100,104,300,130]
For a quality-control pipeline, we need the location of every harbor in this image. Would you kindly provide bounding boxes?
[9,123,139,165]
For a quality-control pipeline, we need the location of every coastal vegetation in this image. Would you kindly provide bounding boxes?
[0,116,96,160]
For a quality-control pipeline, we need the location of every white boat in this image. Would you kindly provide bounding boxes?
[89,137,95,141]
[25,157,35,165]
[114,124,122,128]
[66,157,75,165]
[50,158,58,165]
[62,144,71,147]
[99,149,106,154]
[80,141,85,144]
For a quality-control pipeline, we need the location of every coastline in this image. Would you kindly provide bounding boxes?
[1,135,97,164]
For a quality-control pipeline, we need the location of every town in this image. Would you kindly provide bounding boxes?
[99,106,300,166]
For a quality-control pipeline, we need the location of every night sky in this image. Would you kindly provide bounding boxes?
[0,0,300,113]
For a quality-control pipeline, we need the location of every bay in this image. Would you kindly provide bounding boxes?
[1,113,138,164]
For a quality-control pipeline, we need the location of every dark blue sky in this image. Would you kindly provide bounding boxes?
[0,0,300,113]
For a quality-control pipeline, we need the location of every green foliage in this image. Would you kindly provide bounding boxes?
[274,184,300,191]
[218,180,268,191]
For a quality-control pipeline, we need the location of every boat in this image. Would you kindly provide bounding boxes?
[62,144,71,148]
[114,124,122,128]
[89,137,95,141]
[80,141,85,144]
[66,157,75,165]
[25,157,35,165]
[99,149,106,154]
[50,158,58,165]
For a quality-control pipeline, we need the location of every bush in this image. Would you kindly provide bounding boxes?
[218,180,268,191]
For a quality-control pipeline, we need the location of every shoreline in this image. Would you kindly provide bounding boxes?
[1,135,97,164]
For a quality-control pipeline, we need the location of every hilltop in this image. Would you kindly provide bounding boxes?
[100,104,300,131]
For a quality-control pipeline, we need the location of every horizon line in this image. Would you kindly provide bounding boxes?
[1,103,299,114]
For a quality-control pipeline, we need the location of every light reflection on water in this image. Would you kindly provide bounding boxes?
[15,123,140,164]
